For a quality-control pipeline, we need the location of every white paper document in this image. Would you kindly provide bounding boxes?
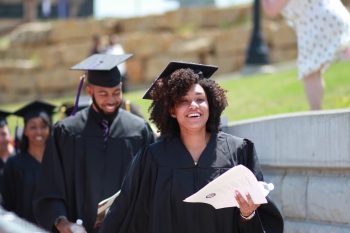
[183,165,269,209]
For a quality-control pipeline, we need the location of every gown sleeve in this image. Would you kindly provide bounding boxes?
[237,139,284,233]
[99,145,154,233]
[33,123,69,230]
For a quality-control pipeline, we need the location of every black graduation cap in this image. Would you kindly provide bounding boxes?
[0,109,11,126]
[13,100,56,122]
[142,61,218,100]
[69,54,132,116]
[70,54,133,87]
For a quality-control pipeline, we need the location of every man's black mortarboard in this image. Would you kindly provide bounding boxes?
[13,100,56,122]
[71,54,133,87]
[70,54,133,115]
[0,110,11,127]
[60,95,91,118]
[142,61,218,100]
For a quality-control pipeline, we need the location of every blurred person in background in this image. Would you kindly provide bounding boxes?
[0,110,15,204]
[261,0,350,110]
[106,34,129,93]
[1,101,55,224]
[89,34,106,56]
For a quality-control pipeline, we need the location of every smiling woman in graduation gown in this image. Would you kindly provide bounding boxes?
[101,133,283,233]
[99,62,284,233]
[1,100,55,224]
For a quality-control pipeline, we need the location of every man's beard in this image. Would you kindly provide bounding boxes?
[92,94,120,122]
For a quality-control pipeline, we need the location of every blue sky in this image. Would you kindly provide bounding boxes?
[94,0,252,19]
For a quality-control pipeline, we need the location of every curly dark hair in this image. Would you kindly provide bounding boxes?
[149,68,228,137]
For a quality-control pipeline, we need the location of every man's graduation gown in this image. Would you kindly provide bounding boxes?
[33,107,155,233]
[99,131,284,233]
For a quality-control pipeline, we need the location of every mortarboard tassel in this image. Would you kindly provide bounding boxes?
[71,74,85,116]
[71,61,102,116]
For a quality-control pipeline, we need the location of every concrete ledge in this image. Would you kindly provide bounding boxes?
[226,109,350,232]
[308,176,350,224]
[281,175,307,219]
[284,220,350,233]
[227,109,350,168]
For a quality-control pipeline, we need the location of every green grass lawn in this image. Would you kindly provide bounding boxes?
[123,60,350,122]
[1,60,350,135]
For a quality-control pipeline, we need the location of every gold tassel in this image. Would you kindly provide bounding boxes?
[125,100,131,113]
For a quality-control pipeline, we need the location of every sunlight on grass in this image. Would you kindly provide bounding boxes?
[1,60,350,136]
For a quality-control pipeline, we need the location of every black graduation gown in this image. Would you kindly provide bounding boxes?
[33,107,155,233]
[0,152,16,193]
[99,131,284,233]
[1,152,40,224]
[0,158,6,178]
[0,157,5,205]
[0,158,6,200]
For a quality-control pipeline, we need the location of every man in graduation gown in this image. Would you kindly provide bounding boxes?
[0,110,15,200]
[33,54,155,233]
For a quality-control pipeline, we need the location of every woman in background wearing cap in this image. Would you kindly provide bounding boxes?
[1,100,55,224]
[99,62,283,233]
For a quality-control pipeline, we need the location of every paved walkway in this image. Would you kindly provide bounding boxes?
[214,60,297,81]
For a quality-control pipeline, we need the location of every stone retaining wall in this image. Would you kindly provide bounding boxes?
[224,109,350,232]
[0,2,349,104]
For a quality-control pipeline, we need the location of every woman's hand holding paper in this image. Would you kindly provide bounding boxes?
[234,190,260,218]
